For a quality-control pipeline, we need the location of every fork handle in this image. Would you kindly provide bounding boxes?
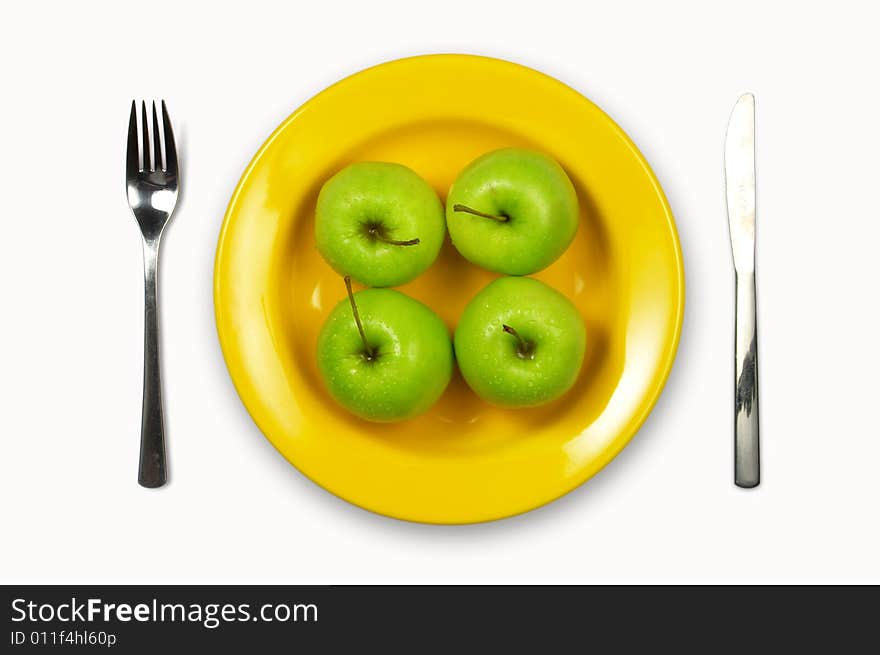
[734,272,759,488]
[139,237,167,488]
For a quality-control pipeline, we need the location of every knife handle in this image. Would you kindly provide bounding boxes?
[734,272,760,487]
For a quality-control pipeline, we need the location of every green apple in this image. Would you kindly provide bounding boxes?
[446,148,579,275]
[316,162,445,287]
[317,277,453,421]
[454,276,585,407]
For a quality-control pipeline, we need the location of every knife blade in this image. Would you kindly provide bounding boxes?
[726,94,756,274]
[724,93,760,488]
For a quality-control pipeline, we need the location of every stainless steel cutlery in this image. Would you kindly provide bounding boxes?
[120,92,757,492]
[126,100,179,488]
[724,93,760,488]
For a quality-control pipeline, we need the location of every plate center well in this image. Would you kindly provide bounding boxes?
[273,119,622,454]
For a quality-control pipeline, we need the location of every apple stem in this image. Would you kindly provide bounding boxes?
[367,225,420,246]
[344,275,377,361]
[453,204,509,223]
[378,235,421,246]
[502,324,536,360]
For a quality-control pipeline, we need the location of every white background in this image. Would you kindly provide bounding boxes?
[2,0,878,584]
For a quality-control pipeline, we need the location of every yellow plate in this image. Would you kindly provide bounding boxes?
[214,55,684,524]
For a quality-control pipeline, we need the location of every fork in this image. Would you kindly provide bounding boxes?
[126,100,179,488]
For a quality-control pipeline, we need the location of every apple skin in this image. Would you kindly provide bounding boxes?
[316,162,446,287]
[445,148,579,275]
[454,277,586,407]
[317,288,453,421]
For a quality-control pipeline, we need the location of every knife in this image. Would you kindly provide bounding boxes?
[724,93,760,488]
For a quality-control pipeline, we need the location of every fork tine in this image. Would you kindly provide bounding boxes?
[126,100,139,177]
[151,101,163,171]
[161,100,178,176]
[141,100,151,171]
